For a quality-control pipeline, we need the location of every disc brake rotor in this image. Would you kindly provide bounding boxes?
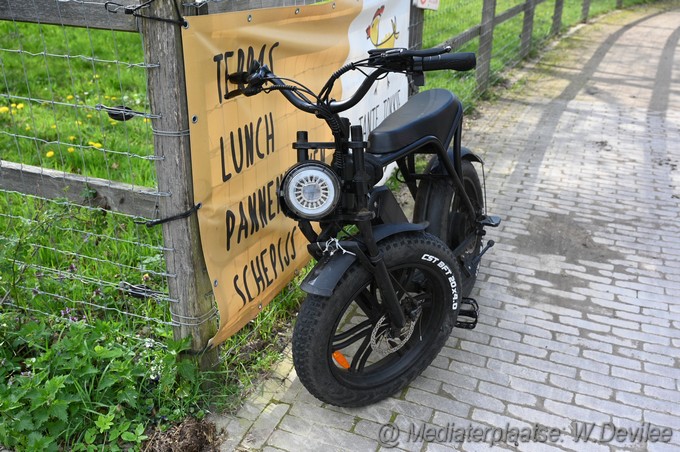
[369,313,418,358]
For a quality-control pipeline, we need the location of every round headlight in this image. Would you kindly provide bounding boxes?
[281,162,341,220]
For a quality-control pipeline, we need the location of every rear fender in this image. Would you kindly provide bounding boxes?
[413,147,483,222]
[300,223,428,297]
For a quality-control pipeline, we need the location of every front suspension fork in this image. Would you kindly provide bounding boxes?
[356,220,407,330]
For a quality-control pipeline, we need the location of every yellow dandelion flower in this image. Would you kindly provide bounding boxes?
[16,103,24,110]
[51,124,57,129]
[88,141,102,149]
[110,96,117,101]
[10,103,16,108]
[69,135,76,141]
[25,125,31,131]
[66,95,74,101]
[0,106,9,114]
[67,147,75,153]
[104,95,110,100]
[46,150,55,158]
[75,120,83,125]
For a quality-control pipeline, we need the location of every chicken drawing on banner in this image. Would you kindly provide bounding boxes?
[366,5,400,48]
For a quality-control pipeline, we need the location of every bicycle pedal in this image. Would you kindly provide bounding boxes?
[455,297,479,329]
[480,215,501,227]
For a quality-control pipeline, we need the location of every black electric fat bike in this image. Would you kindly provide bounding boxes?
[233,46,500,407]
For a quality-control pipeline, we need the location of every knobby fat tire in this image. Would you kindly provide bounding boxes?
[291,232,461,407]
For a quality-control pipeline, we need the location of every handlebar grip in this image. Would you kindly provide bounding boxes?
[228,71,249,84]
[419,52,476,72]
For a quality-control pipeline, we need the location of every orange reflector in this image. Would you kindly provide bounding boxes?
[332,351,350,369]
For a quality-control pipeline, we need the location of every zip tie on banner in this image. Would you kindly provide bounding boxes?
[136,203,201,228]
[104,0,187,27]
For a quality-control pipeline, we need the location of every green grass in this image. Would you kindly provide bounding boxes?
[0,21,155,187]
[0,0,659,449]
[0,188,305,449]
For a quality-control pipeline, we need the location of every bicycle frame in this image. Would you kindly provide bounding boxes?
[239,49,497,332]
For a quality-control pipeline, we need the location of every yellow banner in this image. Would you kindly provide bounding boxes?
[182,0,409,347]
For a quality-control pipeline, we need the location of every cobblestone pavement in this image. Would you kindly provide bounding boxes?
[210,3,680,451]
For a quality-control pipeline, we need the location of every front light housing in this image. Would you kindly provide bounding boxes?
[280,162,341,220]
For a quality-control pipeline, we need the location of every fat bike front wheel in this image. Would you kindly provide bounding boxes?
[292,232,461,407]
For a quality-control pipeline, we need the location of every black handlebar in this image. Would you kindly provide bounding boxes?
[230,47,476,117]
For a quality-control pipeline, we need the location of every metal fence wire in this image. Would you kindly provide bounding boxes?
[0,17,179,344]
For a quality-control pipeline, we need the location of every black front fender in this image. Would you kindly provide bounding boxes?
[300,222,428,297]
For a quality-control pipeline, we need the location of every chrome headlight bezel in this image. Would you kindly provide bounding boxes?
[280,162,341,220]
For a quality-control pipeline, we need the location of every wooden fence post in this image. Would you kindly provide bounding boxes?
[140,0,218,370]
[520,0,536,59]
[409,4,425,50]
[477,0,497,92]
[581,0,591,22]
[551,0,564,36]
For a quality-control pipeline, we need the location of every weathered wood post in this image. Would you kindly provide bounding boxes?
[581,0,591,23]
[477,0,497,92]
[140,0,218,370]
[551,0,565,36]
[520,0,536,59]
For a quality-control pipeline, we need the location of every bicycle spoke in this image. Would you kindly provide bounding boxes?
[332,319,373,351]
[355,287,381,321]
[350,334,374,373]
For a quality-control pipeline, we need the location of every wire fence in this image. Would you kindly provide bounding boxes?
[0,0,324,388]
[0,16,177,353]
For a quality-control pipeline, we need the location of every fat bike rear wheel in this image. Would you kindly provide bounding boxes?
[416,158,484,297]
[292,232,461,407]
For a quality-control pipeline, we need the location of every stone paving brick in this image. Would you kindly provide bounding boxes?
[582,350,642,370]
[508,376,573,403]
[277,414,378,450]
[522,335,580,356]
[212,6,680,450]
[288,401,355,430]
[478,381,538,407]
[517,355,577,378]
[422,364,478,391]
[441,384,506,414]
[240,403,289,450]
[506,405,571,430]
[489,358,550,383]
[404,387,471,418]
[544,399,612,425]
[616,391,679,416]
[549,352,610,376]
[548,374,612,400]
